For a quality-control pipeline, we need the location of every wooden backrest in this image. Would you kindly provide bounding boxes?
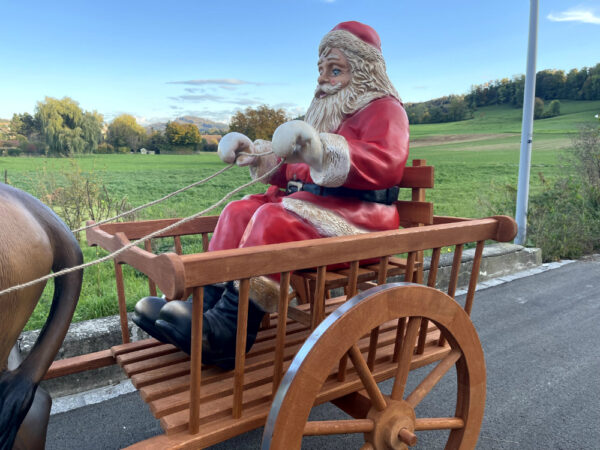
[395,159,434,228]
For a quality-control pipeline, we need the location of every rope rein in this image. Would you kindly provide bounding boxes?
[0,155,282,298]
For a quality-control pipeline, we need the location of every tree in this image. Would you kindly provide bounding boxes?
[535,69,566,100]
[229,105,287,141]
[565,68,587,99]
[165,121,202,147]
[10,112,40,138]
[35,97,103,156]
[580,74,600,101]
[147,129,170,153]
[107,114,147,152]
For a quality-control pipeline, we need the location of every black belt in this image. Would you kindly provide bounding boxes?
[286,180,399,205]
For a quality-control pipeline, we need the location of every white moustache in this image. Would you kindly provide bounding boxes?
[315,82,344,99]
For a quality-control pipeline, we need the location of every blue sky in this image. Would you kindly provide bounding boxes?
[1,0,599,125]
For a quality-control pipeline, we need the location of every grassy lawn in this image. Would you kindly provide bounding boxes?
[3,100,599,330]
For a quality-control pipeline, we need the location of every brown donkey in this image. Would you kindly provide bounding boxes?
[0,183,83,449]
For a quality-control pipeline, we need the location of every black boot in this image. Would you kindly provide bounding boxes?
[132,283,227,344]
[156,282,265,370]
[132,296,170,343]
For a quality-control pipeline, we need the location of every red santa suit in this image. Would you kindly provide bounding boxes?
[208,95,409,252]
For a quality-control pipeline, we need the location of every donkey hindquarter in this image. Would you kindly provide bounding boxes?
[0,183,83,450]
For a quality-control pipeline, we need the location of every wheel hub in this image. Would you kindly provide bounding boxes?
[365,397,416,449]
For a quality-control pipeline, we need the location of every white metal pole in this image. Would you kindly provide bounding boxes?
[515,0,539,245]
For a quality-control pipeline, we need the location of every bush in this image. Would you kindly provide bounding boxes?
[548,99,561,117]
[29,159,135,240]
[526,175,596,260]
[96,142,114,154]
[7,148,22,156]
[19,141,44,155]
[533,97,545,119]
[483,124,600,261]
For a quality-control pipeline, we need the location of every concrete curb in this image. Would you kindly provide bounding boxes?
[19,243,542,399]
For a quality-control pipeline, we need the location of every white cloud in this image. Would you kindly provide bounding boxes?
[167,78,265,86]
[547,8,600,24]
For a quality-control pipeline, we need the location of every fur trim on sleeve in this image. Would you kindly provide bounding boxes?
[310,133,350,187]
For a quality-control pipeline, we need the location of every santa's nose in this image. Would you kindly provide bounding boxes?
[317,73,327,84]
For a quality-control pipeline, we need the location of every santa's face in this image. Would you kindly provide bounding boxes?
[316,48,351,99]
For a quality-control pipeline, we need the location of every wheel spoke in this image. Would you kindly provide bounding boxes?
[303,419,374,436]
[406,348,462,407]
[391,316,421,400]
[415,417,465,430]
[348,344,387,411]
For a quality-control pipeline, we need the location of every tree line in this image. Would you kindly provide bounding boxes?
[466,63,600,108]
[405,63,600,124]
[2,97,225,157]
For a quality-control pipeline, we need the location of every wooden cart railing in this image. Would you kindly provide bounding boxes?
[76,214,516,448]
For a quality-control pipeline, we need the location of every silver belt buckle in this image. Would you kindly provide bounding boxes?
[286,180,303,194]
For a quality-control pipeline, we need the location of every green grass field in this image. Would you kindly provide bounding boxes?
[3,100,599,330]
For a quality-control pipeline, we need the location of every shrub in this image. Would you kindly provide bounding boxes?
[96,142,114,154]
[29,159,135,240]
[19,141,44,155]
[548,99,561,117]
[7,148,22,156]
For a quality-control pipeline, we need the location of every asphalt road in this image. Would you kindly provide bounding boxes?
[47,255,600,449]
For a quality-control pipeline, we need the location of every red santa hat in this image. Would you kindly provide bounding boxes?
[319,21,383,61]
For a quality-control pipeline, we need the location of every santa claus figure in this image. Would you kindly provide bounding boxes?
[133,21,409,369]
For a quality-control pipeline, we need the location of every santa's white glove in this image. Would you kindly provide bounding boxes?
[218,132,258,167]
[271,120,323,171]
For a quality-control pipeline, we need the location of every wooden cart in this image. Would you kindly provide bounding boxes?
[47,160,517,449]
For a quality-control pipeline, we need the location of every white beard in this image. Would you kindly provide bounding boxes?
[305,83,352,133]
[305,80,389,134]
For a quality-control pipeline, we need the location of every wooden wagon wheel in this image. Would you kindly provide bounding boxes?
[262,283,486,449]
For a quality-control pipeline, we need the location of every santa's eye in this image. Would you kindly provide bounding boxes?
[332,68,341,76]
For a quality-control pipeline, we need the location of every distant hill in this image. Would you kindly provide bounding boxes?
[146,116,228,133]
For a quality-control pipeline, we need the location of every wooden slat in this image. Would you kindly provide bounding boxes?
[144,239,158,296]
[137,363,190,392]
[95,216,219,240]
[113,260,130,344]
[397,165,434,188]
[233,279,250,418]
[311,266,327,329]
[272,272,291,395]
[396,201,434,226]
[122,350,189,377]
[189,286,204,434]
[116,343,178,366]
[44,349,115,380]
[112,338,161,357]
[465,241,485,315]
[173,236,183,255]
